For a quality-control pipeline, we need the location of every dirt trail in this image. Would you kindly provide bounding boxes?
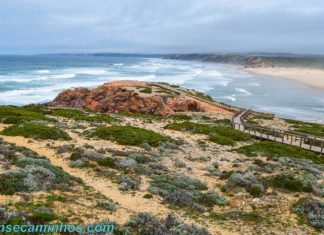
[0,135,171,224]
[0,131,237,234]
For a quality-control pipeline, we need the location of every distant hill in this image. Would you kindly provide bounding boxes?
[162,53,324,69]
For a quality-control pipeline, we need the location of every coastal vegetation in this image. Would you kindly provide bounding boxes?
[139,87,152,93]
[1,123,71,140]
[83,126,172,146]
[0,105,52,124]
[236,141,323,164]
[47,108,120,123]
[165,121,251,145]
[285,119,324,137]
[0,83,322,234]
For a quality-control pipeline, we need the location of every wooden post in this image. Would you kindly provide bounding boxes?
[321,141,323,153]
[290,135,293,144]
[309,138,312,150]
[282,132,284,143]
[274,130,276,141]
[300,137,302,147]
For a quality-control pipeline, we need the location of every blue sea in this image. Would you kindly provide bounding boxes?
[0,55,323,123]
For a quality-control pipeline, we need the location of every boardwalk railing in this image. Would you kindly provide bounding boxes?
[232,109,324,154]
[149,82,323,153]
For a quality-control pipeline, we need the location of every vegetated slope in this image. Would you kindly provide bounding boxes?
[163,53,324,69]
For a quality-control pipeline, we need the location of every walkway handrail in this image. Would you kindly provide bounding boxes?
[232,109,324,154]
[149,82,323,154]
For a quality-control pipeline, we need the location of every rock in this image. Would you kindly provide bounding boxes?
[50,81,204,115]
[230,198,246,208]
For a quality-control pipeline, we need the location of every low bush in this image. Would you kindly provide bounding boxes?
[149,174,227,211]
[209,133,235,146]
[214,118,231,126]
[96,200,117,212]
[236,141,323,164]
[84,126,172,147]
[119,112,165,120]
[143,193,153,199]
[1,123,71,140]
[285,119,324,137]
[0,172,27,195]
[292,197,323,229]
[226,172,266,197]
[139,87,152,93]
[97,157,115,168]
[210,211,260,222]
[69,160,86,168]
[32,210,58,222]
[48,108,119,123]
[268,175,313,193]
[165,121,251,145]
[119,176,140,191]
[0,105,51,124]
[171,114,191,121]
[125,212,210,235]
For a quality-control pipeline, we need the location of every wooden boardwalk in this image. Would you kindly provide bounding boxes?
[232,109,324,154]
[149,82,324,154]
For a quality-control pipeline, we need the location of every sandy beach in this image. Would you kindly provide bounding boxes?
[245,67,324,90]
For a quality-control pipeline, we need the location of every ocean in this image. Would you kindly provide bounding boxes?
[0,54,323,123]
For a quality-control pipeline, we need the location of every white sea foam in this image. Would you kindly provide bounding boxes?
[113,63,124,66]
[52,74,76,79]
[76,69,108,75]
[235,88,252,95]
[0,81,104,105]
[0,76,48,82]
[37,70,50,74]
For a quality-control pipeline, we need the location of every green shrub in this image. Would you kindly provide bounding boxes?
[284,119,324,137]
[0,105,51,124]
[171,114,191,121]
[0,172,27,195]
[46,194,67,203]
[96,200,116,212]
[69,152,82,161]
[32,211,58,222]
[268,175,313,193]
[143,193,153,199]
[84,126,172,147]
[236,141,323,164]
[214,118,231,126]
[292,197,324,229]
[165,121,251,144]
[210,211,260,222]
[48,108,119,123]
[209,133,235,146]
[164,122,211,134]
[1,123,71,140]
[139,87,152,93]
[97,157,115,167]
[125,212,211,235]
[119,112,165,120]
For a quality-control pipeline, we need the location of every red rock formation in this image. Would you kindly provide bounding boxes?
[50,82,204,115]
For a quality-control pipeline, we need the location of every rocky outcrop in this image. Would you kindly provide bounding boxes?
[50,82,204,115]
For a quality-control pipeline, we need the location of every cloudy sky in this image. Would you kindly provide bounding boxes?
[0,0,323,54]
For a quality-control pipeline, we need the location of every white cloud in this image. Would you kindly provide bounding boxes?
[0,0,323,54]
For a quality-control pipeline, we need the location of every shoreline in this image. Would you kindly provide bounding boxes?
[245,67,324,91]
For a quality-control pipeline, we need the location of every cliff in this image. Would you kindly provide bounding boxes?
[50,81,204,115]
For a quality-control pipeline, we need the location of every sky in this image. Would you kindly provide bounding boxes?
[0,0,324,54]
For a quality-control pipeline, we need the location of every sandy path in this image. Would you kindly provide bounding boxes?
[0,134,171,224]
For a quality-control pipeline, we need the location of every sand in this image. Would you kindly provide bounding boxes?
[245,67,324,90]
